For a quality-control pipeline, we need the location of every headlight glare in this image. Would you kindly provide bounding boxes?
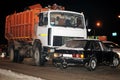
[53,53,62,58]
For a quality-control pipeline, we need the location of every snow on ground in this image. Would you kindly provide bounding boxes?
[0,68,45,80]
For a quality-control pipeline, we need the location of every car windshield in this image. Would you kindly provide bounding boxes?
[65,40,87,48]
[104,42,120,48]
[50,12,84,28]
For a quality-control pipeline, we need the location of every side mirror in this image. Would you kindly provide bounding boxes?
[85,19,88,27]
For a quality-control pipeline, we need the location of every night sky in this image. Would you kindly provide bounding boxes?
[0,0,120,44]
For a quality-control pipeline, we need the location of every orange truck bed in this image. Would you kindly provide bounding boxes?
[5,4,63,42]
[5,4,46,41]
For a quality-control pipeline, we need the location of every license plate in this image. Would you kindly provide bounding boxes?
[63,54,72,57]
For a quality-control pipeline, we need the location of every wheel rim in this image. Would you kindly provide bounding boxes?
[90,60,96,69]
[113,57,119,66]
[34,48,40,65]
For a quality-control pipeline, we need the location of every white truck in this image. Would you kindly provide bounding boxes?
[5,4,87,66]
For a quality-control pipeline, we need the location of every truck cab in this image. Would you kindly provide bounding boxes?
[37,10,87,47]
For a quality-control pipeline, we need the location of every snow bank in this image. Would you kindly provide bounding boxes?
[0,68,45,80]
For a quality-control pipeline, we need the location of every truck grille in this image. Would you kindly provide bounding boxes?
[53,36,62,46]
[53,36,83,46]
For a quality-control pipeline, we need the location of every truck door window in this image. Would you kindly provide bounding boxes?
[39,13,43,26]
[39,13,48,26]
[43,13,48,25]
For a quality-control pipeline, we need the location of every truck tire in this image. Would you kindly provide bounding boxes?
[9,47,14,62]
[85,57,97,71]
[9,47,18,62]
[33,43,44,66]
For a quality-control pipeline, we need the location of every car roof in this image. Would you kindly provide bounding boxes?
[67,38,100,41]
[102,41,114,43]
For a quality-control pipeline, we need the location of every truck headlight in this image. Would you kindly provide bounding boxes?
[53,53,62,58]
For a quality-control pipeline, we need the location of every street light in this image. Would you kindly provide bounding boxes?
[118,15,120,18]
[87,29,91,32]
[95,20,102,28]
[93,20,103,39]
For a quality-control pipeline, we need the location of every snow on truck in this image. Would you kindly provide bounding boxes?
[5,4,87,66]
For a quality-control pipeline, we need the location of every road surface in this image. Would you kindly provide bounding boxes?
[0,58,120,80]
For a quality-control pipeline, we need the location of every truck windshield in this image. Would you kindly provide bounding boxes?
[50,12,84,28]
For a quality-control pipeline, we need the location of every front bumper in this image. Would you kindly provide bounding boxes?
[53,57,88,65]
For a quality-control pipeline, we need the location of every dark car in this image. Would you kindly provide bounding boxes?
[52,39,119,71]
[102,41,120,58]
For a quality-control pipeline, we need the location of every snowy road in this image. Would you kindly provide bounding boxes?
[0,69,44,80]
[0,58,120,80]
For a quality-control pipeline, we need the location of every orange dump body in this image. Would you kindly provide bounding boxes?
[5,4,64,42]
[5,4,48,42]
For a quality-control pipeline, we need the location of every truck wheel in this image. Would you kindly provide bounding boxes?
[111,56,119,68]
[33,44,44,66]
[85,57,97,71]
[9,47,14,62]
[9,47,18,62]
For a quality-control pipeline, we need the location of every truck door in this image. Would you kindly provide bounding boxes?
[37,12,49,46]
